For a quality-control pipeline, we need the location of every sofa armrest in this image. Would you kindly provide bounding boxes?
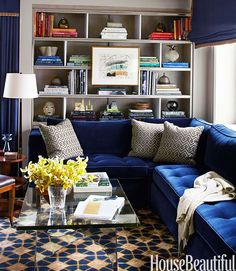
[28,128,47,162]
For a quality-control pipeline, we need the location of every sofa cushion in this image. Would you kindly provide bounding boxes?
[129,119,163,158]
[194,201,236,255]
[189,118,212,165]
[204,124,236,186]
[39,119,83,159]
[153,164,204,207]
[47,119,132,156]
[154,122,204,164]
[85,154,148,179]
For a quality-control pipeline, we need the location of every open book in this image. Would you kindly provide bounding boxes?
[74,195,125,220]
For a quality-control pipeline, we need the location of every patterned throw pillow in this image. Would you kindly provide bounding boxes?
[39,119,84,160]
[153,121,204,164]
[129,119,164,158]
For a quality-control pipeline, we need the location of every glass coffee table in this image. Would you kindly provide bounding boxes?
[17,179,140,269]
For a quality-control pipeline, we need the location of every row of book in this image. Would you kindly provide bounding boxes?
[35,56,63,66]
[34,12,54,37]
[68,70,88,95]
[140,71,159,95]
[173,17,191,41]
[34,12,78,37]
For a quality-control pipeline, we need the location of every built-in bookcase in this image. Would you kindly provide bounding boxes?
[32,7,193,123]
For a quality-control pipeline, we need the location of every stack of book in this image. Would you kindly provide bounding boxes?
[39,85,69,95]
[101,22,127,39]
[162,110,186,118]
[140,56,160,68]
[34,114,60,122]
[70,110,96,121]
[148,32,174,40]
[173,17,191,40]
[35,56,63,66]
[162,62,189,68]
[128,109,154,120]
[52,28,78,38]
[98,87,126,95]
[67,55,91,67]
[34,12,54,37]
[140,71,159,95]
[156,84,181,95]
[68,70,87,94]
[100,111,124,121]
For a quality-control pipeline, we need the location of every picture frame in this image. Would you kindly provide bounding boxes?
[92,46,140,86]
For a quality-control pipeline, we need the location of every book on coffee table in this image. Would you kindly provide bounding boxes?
[74,195,125,220]
[74,172,112,194]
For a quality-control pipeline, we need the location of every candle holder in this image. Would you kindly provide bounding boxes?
[2,133,12,152]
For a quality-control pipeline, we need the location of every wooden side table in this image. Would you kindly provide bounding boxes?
[0,153,27,217]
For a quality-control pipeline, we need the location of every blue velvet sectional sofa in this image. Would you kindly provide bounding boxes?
[28,118,236,260]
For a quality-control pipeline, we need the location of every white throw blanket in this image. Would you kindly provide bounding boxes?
[176,171,236,254]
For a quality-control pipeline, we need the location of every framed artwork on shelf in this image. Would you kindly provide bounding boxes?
[92,46,140,86]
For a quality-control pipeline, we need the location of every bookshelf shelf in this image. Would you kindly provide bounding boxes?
[32,6,193,122]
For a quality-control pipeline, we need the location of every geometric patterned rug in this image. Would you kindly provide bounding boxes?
[0,209,178,271]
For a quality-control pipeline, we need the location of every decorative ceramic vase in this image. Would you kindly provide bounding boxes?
[165,45,179,62]
[158,73,170,84]
[2,133,12,152]
[48,185,67,210]
[167,100,178,111]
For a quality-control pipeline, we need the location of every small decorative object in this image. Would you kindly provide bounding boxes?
[21,156,88,210]
[39,46,58,56]
[51,77,62,86]
[92,46,140,86]
[158,73,170,84]
[86,100,93,111]
[156,22,166,32]
[167,100,178,111]
[43,101,56,116]
[131,102,150,110]
[2,133,12,152]
[107,101,119,112]
[58,17,69,29]
[74,99,85,111]
[165,45,179,62]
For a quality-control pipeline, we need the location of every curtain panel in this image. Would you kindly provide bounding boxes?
[189,0,236,47]
[0,15,19,150]
[0,0,20,13]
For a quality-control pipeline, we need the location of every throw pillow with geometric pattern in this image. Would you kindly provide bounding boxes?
[153,121,204,164]
[39,119,84,160]
[129,119,164,158]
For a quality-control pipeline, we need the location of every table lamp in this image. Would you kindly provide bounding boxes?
[3,73,38,152]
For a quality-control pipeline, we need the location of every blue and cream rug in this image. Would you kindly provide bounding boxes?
[0,209,178,271]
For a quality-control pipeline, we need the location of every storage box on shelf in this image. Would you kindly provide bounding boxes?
[32,7,193,123]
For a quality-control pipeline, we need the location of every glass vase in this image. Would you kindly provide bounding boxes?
[48,185,67,210]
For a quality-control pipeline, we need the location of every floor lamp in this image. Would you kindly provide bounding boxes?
[3,73,38,153]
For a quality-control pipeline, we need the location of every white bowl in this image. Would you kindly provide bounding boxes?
[39,46,58,56]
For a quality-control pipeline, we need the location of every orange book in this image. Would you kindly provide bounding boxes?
[53,28,77,33]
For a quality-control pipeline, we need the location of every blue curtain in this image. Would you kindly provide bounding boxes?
[189,0,236,47]
[0,15,19,150]
[0,0,20,13]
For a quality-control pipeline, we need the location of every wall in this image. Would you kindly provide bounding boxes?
[214,44,236,124]
[20,0,212,155]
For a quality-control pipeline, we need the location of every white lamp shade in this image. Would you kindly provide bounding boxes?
[3,73,38,99]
